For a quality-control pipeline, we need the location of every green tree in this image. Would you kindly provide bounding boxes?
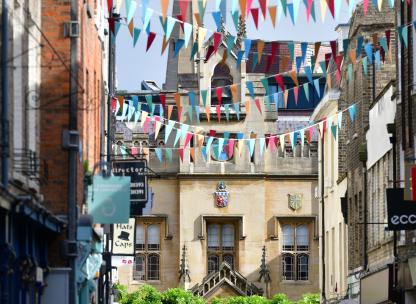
[270,293,293,304]
[119,285,162,304]
[296,293,320,304]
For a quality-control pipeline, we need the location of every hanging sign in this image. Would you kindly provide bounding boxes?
[112,218,136,255]
[87,176,131,224]
[386,188,416,231]
[112,160,148,216]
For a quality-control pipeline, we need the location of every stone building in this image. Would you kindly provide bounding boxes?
[113,1,330,301]
[337,2,398,302]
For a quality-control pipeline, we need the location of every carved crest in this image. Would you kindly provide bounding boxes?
[215,181,229,208]
[288,193,302,211]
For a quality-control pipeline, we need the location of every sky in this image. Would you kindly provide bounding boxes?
[115,0,352,91]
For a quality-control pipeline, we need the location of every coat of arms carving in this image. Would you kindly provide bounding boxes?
[214,182,229,208]
[288,193,302,211]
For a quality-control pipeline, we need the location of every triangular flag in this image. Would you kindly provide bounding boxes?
[254,99,262,114]
[216,87,223,106]
[257,40,265,62]
[304,66,313,82]
[133,28,141,47]
[314,79,321,97]
[189,147,195,162]
[143,7,153,30]
[233,103,241,120]
[224,104,230,121]
[398,26,409,48]
[226,35,235,55]
[165,16,176,40]
[362,57,368,75]
[259,138,265,156]
[179,0,189,20]
[140,111,148,127]
[232,10,240,31]
[289,70,299,86]
[299,129,305,148]
[155,148,163,162]
[303,83,310,102]
[146,32,156,51]
[251,8,259,28]
[154,117,162,139]
[356,36,364,57]
[349,104,357,122]
[128,19,134,37]
[168,105,173,120]
[212,11,222,31]
[183,23,193,47]
[240,0,247,19]
[331,124,337,140]
[174,39,185,57]
[166,148,173,163]
[228,138,235,158]
[213,32,222,53]
[275,74,285,91]
[247,139,255,157]
[216,105,221,122]
[178,148,184,162]
[293,86,299,105]
[201,89,208,107]
[230,84,238,102]
[173,129,182,147]
[279,134,286,152]
[244,39,252,59]
[337,111,343,129]
[259,0,267,18]
[245,100,251,115]
[205,105,210,122]
[246,81,255,99]
[287,42,295,63]
[269,5,277,27]
[184,132,193,148]
[126,0,137,24]
[165,120,175,143]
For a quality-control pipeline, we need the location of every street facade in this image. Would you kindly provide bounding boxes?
[1,0,416,303]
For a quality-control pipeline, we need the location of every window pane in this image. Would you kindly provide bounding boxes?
[208,255,219,274]
[147,254,160,280]
[208,225,220,249]
[223,254,234,269]
[133,255,145,281]
[148,225,160,251]
[282,225,295,251]
[297,254,309,281]
[135,224,145,251]
[296,225,309,251]
[282,254,294,280]
[222,224,234,250]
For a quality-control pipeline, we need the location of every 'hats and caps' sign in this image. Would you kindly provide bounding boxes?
[112,218,135,255]
[112,160,148,216]
[87,176,131,224]
[386,188,416,230]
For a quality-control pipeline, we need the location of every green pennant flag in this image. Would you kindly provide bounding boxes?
[187,105,193,122]
[303,83,310,102]
[145,94,153,109]
[165,148,173,163]
[348,63,353,82]
[398,26,408,48]
[226,35,235,55]
[264,96,272,111]
[201,89,208,106]
[281,0,288,15]
[331,124,337,140]
[362,57,368,75]
[224,104,230,121]
[261,78,269,95]
[232,11,239,31]
[190,42,198,61]
[319,61,327,77]
[252,53,258,70]
[343,38,350,53]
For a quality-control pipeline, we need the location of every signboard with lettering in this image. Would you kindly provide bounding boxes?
[112,160,148,216]
[112,218,136,255]
[386,188,416,230]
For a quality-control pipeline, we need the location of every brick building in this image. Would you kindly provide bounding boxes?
[337,2,397,302]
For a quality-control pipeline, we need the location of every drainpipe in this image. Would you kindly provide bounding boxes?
[1,0,9,187]
[68,0,79,303]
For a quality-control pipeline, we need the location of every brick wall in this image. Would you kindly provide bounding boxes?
[40,0,104,265]
[338,2,395,271]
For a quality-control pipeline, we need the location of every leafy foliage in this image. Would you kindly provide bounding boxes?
[113,284,319,304]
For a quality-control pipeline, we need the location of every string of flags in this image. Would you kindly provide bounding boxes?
[113,102,359,163]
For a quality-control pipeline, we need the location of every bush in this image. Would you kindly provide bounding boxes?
[162,288,206,304]
[120,285,162,304]
[270,293,293,304]
[211,295,269,304]
[297,293,320,304]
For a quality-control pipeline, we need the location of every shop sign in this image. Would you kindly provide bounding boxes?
[112,160,148,216]
[87,176,131,224]
[112,218,135,255]
[386,188,416,230]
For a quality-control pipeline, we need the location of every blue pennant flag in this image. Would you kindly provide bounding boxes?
[212,11,222,31]
[287,4,295,25]
[304,66,313,83]
[301,42,308,63]
[313,79,321,97]
[155,148,163,162]
[356,36,364,57]
[174,39,185,57]
[348,104,357,122]
[364,42,373,64]
[188,91,196,107]
[244,39,252,59]
[246,81,255,99]
[237,50,245,69]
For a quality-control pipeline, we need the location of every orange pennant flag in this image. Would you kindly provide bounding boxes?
[161,0,169,22]
[245,100,250,115]
[161,37,169,54]
[284,90,289,108]
[168,105,173,120]
[205,105,210,122]
[280,56,290,71]
[349,50,356,70]
[194,13,202,27]
[230,84,238,102]
[118,95,125,109]
[177,106,182,122]
[221,49,228,64]
[289,70,299,86]
[174,92,181,108]
[268,5,277,27]
[189,147,195,162]
[197,134,204,147]
[257,40,265,63]
[239,0,247,19]
[327,75,332,89]
[128,19,134,37]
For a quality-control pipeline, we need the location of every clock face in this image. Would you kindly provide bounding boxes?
[288,194,302,211]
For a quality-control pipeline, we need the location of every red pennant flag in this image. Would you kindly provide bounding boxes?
[146,32,156,51]
[228,138,235,158]
[326,0,335,18]
[306,0,313,22]
[209,130,217,137]
[265,134,270,148]
[330,40,337,59]
[107,0,113,14]
[307,126,314,143]
[254,99,262,114]
[293,87,299,105]
[160,94,166,109]
[216,87,222,106]
[179,0,189,21]
[213,32,222,53]
[205,45,215,61]
[250,8,259,29]
[266,42,278,73]
[269,136,277,150]
[184,132,193,147]
[216,105,221,122]
[386,30,391,49]
[275,74,285,91]
[111,97,117,112]
[259,0,267,18]
[178,148,184,162]
[176,14,185,32]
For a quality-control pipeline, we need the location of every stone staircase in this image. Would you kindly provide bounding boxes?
[190,262,263,299]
